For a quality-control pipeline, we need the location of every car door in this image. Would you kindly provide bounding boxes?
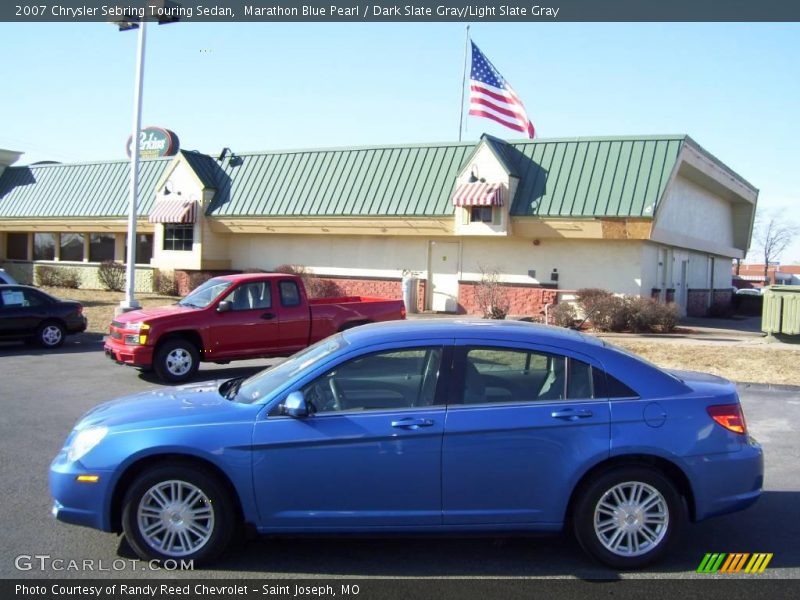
[210,280,281,357]
[275,278,310,354]
[0,287,47,339]
[251,344,448,529]
[442,341,611,525]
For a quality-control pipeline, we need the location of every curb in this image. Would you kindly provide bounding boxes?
[735,382,800,393]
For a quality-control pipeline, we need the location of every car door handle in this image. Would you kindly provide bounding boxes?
[260,312,276,320]
[551,409,593,421]
[391,418,434,429]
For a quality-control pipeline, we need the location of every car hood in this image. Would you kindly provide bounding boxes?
[75,380,257,431]
[113,304,197,324]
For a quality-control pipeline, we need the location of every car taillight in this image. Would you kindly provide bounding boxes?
[76,305,83,315]
[400,307,407,319]
[707,403,747,434]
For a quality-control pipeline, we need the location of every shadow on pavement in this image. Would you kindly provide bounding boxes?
[0,333,104,356]
[114,490,797,578]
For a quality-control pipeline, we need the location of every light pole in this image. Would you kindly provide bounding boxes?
[119,19,147,311]
[115,4,180,312]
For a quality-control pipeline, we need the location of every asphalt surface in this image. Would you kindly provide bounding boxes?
[0,334,798,580]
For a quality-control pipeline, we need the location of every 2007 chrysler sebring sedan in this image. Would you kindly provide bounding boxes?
[50,320,763,569]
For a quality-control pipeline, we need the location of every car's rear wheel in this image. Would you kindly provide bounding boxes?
[573,466,685,569]
[121,464,234,564]
[37,320,65,348]
[154,338,199,383]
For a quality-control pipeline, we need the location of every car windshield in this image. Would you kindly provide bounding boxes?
[177,278,233,308]
[233,334,349,404]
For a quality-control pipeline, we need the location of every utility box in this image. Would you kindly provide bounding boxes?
[762,285,800,336]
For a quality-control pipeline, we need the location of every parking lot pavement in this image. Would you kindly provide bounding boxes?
[1,335,798,579]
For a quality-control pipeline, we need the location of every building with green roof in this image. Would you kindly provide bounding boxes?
[0,133,757,317]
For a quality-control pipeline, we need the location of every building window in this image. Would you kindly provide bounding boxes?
[6,233,28,260]
[124,234,154,264]
[60,233,85,262]
[470,206,493,223]
[33,233,56,261]
[89,233,115,262]
[163,225,193,252]
[137,234,153,264]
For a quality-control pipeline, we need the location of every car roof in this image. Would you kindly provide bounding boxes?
[342,318,605,349]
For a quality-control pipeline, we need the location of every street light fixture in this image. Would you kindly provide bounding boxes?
[114,2,180,312]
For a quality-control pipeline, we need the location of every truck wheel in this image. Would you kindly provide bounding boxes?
[154,338,199,383]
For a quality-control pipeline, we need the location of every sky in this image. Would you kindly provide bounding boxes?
[1,21,798,261]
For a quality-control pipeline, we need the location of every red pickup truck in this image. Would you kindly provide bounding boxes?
[104,273,406,383]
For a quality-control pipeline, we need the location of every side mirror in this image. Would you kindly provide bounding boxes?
[217,300,232,313]
[281,391,309,418]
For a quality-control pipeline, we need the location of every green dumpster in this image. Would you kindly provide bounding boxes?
[762,285,800,336]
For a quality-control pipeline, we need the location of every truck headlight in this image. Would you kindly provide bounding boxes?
[124,334,147,345]
[67,426,108,463]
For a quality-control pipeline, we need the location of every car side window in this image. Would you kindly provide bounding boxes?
[462,347,566,404]
[299,347,443,414]
[226,282,272,311]
[593,368,640,399]
[1,289,37,307]
[567,358,594,399]
[279,281,301,307]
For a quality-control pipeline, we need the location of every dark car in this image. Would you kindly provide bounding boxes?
[0,284,87,348]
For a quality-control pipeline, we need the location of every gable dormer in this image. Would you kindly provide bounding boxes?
[452,135,518,236]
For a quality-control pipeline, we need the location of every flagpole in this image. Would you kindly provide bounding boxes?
[458,24,470,142]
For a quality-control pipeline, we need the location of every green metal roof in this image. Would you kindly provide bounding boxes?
[0,158,171,218]
[505,135,685,218]
[207,142,475,217]
[0,135,687,221]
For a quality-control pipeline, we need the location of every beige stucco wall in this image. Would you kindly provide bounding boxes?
[228,234,430,278]
[652,174,737,257]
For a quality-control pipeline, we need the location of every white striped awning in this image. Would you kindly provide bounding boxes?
[148,199,197,224]
[451,182,504,207]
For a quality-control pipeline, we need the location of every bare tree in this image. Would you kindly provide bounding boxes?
[754,215,799,284]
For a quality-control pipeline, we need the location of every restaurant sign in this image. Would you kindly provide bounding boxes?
[126,127,180,159]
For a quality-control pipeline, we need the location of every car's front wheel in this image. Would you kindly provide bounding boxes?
[572,466,685,569]
[121,464,234,564]
[153,338,199,383]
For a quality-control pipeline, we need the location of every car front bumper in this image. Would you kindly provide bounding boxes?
[103,338,154,368]
[49,457,115,532]
[685,438,764,521]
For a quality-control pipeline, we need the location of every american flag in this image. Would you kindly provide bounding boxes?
[469,41,535,139]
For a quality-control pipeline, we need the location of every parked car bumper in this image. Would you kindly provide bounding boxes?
[103,339,154,368]
[67,315,88,334]
[49,458,114,532]
[684,438,764,521]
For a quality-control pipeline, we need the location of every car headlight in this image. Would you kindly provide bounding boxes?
[67,426,108,463]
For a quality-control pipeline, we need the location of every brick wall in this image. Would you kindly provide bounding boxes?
[316,277,403,298]
[174,269,242,296]
[457,282,559,317]
[687,289,710,316]
[712,288,733,308]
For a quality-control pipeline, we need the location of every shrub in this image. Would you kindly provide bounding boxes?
[654,302,679,332]
[551,302,577,328]
[154,270,178,296]
[188,271,213,291]
[274,264,343,299]
[473,264,510,319]
[34,265,62,287]
[97,260,126,292]
[588,295,629,332]
[58,268,81,289]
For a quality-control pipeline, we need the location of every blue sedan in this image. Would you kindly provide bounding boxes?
[50,320,763,569]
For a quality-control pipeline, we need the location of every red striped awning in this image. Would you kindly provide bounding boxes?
[451,182,504,207]
[148,199,197,224]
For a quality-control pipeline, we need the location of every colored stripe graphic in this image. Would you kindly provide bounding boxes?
[696,553,773,574]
